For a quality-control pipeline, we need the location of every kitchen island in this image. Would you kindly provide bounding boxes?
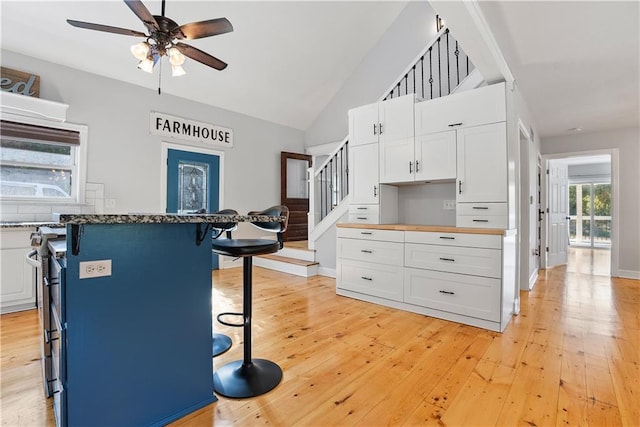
[33,213,282,427]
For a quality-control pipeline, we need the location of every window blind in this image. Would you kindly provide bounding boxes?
[0,120,80,145]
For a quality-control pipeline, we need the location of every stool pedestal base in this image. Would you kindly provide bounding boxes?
[213,359,282,398]
[212,333,232,357]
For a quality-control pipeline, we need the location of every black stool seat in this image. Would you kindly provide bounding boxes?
[211,239,279,257]
[211,205,289,399]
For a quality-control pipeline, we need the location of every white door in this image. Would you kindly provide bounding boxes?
[348,103,378,146]
[414,130,457,181]
[456,122,507,203]
[349,144,379,204]
[547,160,569,267]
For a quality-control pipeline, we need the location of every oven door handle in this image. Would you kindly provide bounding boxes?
[25,249,40,268]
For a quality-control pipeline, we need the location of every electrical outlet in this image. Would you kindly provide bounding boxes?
[443,200,456,210]
[105,199,116,208]
[79,260,112,279]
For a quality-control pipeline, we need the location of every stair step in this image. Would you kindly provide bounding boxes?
[254,254,318,277]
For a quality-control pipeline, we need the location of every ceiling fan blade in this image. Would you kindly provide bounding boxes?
[67,19,148,37]
[123,0,160,33]
[174,42,227,70]
[173,18,233,40]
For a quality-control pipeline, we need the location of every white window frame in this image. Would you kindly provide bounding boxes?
[0,112,88,204]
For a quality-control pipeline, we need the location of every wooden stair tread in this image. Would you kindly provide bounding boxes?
[257,254,319,266]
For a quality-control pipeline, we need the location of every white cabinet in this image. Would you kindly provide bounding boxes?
[336,226,516,332]
[349,144,379,205]
[414,131,457,181]
[456,122,508,203]
[0,228,36,314]
[414,82,506,135]
[348,94,415,148]
[349,102,379,146]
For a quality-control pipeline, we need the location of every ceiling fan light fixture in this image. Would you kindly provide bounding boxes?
[130,41,150,60]
[171,64,186,77]
[138,57,155,73]
[168,48,186,66]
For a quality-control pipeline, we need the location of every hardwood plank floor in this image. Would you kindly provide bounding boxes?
[1,251,637,426]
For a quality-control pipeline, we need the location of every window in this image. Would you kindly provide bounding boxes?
[569,182,611,247]
[0,120,80,201]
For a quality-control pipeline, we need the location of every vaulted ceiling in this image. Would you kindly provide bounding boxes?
[1,1,638,139]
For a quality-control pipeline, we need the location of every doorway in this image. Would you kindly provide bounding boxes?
[280,152,312,242]
[542,152,615,276]
[164,145,222,268]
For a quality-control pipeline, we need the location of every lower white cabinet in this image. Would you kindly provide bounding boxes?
[336,226,516,332]
[0,228,36,314]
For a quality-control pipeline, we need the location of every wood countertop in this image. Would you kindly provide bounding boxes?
[337,223,513,236]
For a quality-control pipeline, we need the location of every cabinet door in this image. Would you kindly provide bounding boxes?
[379,94,415,143]
[414,130,456,181]
[349,143,379,204]
[379,137,414,184]
[0,229,35,313]
[348,102,378,146]
[415,83,506,135]
[456,122,507,203]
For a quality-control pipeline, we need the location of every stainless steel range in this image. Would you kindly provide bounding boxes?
[26,226,66,398]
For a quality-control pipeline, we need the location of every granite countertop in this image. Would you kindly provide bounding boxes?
[337,223,513,236]
[52,213,284,225]
[0,221,61,229]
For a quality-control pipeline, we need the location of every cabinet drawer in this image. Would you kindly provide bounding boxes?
[404,268,500,321]
[337,259,403,302]
[457,203,507,216]
[347,214,379,224]
[405,243,501,278]
[338,238,403,266]
[337,227,404,243]
[405,231,501,249]
[456,215,508,229]
[349,204,379,215]
[415,83,506,135]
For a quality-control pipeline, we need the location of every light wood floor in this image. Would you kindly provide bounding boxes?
[1,252,638,426]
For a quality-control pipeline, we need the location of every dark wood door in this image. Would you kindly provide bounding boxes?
[281,152,312,241]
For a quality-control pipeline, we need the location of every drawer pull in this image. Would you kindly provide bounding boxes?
[439,290,455,295]
[472,206,489,210]
[357,217,367,220]
[439,257,455,262]
[360,232,373,235]
[361,250,373,254]
[472,219,489,223]
[361,276,373,281]
[448,122,463,127]
[439,236,455,240]
[357,207,368,210]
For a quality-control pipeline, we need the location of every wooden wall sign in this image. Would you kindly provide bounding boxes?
[0,67,40,97]
[150,111,233,148]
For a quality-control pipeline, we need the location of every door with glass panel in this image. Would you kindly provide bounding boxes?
[569,182,611,247]
[167,149,220,267]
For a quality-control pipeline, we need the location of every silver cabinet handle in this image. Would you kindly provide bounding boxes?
[360,232,373,235]
[379,123,383,134]
[357,217,367,220]
[357,207,368,210]
[439,236,455,240]
[439,290,455,295]
[373,123,377,135]
[473,219,489,223]
[472,206,489,210]
[415,160,420,172]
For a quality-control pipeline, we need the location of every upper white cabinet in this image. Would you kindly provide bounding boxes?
[456,122,507,203]
[415,83,506,135]
[348,94,415,148]
[349,102,379,146]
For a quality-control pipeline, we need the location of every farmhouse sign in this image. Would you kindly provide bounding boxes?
[0,67,40,97]
[150,112,233,148]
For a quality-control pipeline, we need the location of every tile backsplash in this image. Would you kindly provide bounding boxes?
[0,182,105,222]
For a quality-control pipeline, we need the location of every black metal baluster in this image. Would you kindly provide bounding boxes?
[339,147,343,202]
[429,47,433,100]
[455,40,460,85]
[404,74,408,96]
[446,29,450,95]
[412,65,416,95]
[420,56,424,99]
[329,158,333,209]
[319,169,324,219]
[345,141,349,194]
[437,37,442,98]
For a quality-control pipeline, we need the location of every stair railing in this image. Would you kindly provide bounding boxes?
[309,25,475,229]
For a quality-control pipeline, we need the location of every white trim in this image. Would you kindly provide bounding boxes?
[0,91,69,122]
[305,140,342,157]
[541,149,618,277]
[528,270,538,291]
[614,270,640,280]
[318,267,336,278]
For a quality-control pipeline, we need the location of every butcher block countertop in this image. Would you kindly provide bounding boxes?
[337,223,515,236]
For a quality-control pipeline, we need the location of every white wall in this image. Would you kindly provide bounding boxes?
[397,182,456,225]
[1,50,305,236]
[542,127,640,277]
[304,1,437,148]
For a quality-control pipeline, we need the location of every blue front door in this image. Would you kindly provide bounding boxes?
[167,149,220,268]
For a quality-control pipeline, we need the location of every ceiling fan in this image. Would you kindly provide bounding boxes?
[67,0,233,77]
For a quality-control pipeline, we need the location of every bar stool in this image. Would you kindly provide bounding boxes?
[212,205,289,398]
[209,209,240,357]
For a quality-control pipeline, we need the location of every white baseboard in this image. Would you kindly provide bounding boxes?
[318,267,336,278]
[528,270,538,290]
[221,258,242,269]
[614,269,640,280]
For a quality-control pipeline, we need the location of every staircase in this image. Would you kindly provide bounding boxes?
[254,241,318,277]
[255,22,479,278]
